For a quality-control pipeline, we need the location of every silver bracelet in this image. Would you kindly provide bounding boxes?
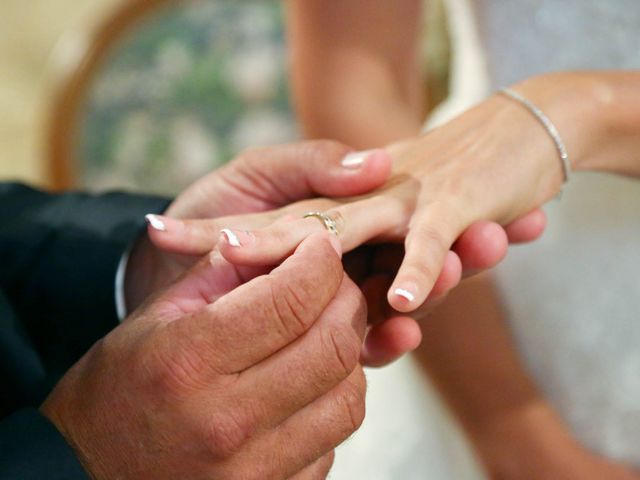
[499,87,571,183]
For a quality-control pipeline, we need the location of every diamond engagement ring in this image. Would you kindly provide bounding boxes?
[303,211,340,236]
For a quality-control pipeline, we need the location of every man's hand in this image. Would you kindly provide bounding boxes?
[41,234,366,479]
[166,141,392,219]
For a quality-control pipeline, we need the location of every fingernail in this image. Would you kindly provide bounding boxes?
[394,287,416,303]
[220,228,254,247]
[145,214,166,232]
[341,149,375,169]
[220,228,241,247]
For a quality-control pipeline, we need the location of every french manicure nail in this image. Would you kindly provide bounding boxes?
[221,228,242,247]
[341,149,375,169]
[145,214,166,232]
[394,288,416,302]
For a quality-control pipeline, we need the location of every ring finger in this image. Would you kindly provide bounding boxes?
[217,195,410,266]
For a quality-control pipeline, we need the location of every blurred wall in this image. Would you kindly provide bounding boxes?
[0,0,123,186]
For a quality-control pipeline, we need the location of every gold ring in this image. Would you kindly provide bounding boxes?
[303,211,340,235]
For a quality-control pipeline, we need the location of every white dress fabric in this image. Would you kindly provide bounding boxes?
[476,0,640,466]
[331,1,640,478]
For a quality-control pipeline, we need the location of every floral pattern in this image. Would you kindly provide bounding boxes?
[79,0,297,195]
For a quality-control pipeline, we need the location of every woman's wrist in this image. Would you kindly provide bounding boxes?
[510,73,603,173]
[514,71,640,177]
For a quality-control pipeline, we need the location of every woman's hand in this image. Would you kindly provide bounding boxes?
[181,73,617,313]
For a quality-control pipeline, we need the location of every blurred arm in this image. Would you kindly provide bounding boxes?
[286,0,425,148]
[413,274,634,479]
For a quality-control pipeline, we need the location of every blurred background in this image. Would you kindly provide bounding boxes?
[1,0,297,195]
[0,0,449,195]
[75,0,297,195]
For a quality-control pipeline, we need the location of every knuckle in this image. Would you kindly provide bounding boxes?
[322,326,361,380]
[149,348,209,397]
[335,369,367,433]
[224,148,292,206]
[408,259,437,285]
[344,277,368,319]
[348,365,367,397]
[224,150,256,180]
[404,226,451,284]
[196,219,222,239]
[296,241,342,290]
[266,224,295,245]
[269,280,313,340]
[203,407,255,459]
[355,293,368,326]
[336,277,368,338]
[415,224,449,253]
[351,298,368,338]
[144,327,218,398]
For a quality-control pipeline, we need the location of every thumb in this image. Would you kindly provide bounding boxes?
[145,251,267,321]
[157,232,346,373]
[224,141,392,209]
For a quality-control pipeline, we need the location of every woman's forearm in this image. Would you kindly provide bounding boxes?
[208,70,640,315]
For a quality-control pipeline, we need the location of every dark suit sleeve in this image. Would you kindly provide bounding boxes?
[0,183,170,478]
[0,183,170,375]
[0,409,89,480]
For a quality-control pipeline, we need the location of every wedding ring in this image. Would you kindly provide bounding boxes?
[303,211,341,236]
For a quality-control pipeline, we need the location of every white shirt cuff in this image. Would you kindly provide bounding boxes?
[114,246,132,322]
